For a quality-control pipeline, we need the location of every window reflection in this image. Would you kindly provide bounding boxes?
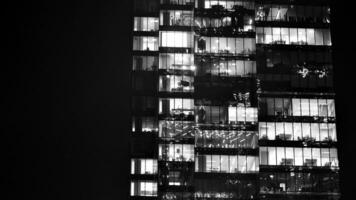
[255,4,330,24]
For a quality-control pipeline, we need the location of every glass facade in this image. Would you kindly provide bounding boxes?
[130,0,339,200]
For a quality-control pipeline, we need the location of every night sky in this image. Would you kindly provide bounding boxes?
[4,0,356,199]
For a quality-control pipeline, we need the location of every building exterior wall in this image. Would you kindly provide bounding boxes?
[130,1,339,200]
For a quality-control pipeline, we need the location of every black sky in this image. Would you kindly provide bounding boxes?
[4,0,356,199]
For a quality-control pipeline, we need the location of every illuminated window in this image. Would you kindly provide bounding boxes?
[161,0,194,6]
[131,181,157,196]
[228,106,257,122]
[134,17,159,31]
[257,27,331,46]
[160,10,193,26]
[195,155,259,173]
[133,36,158,51]
[260,147,338,167]
[159,121,194,138]
[131,159,158,174]
[159,75,194,92]
[306,28,315,45]
[159,53,194,71]
[159,98,194,116]
[159,144,194,161]
[160,31,193,48]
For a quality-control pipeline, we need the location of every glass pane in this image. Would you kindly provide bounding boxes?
[281,28,289,44]
[275,123,284,140]
[221,155,229,172]
[268,147,276,165]
[312,148,321,166]
[321,148,330,166]
[259,122,267,139]
[310,99,318,116]
[294,123,302,140]
[276,147,285,165]
[323,29,332,45]
[292,98,301,116]
[311,123,320,141]
[247,156,257,172]
[329,124,337,141]
[306,28,315,45]
[206,155,212,172]
[295,148,303,166]
[212,155,220,172]
[260,147,268,165]
[285,147,294,166]
[327,99,335,117]
[315,29,323,45]
[272,27,281,42]
[264,27,272,44]
[303,148,312,166]
[300,99,310,116]
[320,123,329,141]
[330,148,338,167]
[302,123,311,139]
[285,123,293,140]
[238,155,247,172]
[267,98,275,116]
[298,28,306,44]
[290,28,298,44]
[318,99,328,117]
[229,156,238,173]
[267,122,276,140]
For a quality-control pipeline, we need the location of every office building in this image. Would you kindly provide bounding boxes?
[130,1,339,200]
